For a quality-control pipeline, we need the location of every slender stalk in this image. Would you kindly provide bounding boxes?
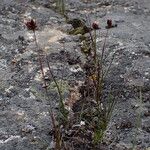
[97,29,109,103]
[33,31,45,84]
[101,29,109,67]
[56,0,67,19]
[61,0,65,15]
[33,30,62,150]
[94,29,97,64]
[45,54,63,102]
[102,51,116,79]
[100,29,109,82]
[95,60,104,114]
[45,54,66,119]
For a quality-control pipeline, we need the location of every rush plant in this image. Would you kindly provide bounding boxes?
[25,19,67,149]
[81,18,116,144]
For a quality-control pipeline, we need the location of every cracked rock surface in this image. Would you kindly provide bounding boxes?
[0,0,150,150]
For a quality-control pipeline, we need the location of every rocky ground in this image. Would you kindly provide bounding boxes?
[0,0,149,150]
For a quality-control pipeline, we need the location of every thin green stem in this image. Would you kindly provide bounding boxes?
[33,31,45,84]
[100,29,109,84]
[94,29,97,65]
[33,30,62,149]
[45,54,66,118]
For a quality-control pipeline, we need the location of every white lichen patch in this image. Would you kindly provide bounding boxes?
[117,41,124,46]
[0,135,21,144]
[132,22,142,30]
[124,7,132,13]
[127,78,144,87]
[16,110,25,116]
[1,45,6,51]
[21,124,35,133]
[26,32,34,41]
[27,61,35,73]
[0,59,7,70]
[12,50,34,63]
[38,111,49,118]
[34,72,42,82]
[70,65,83,73]
[144,71,149,76]
[10,108,27,122]
[23,11,32,19]
[29,92,36,99]
[80,121,85,126]
[34,67,49,81]
[112,61,119,66]
[131,51,136,55]
[5,85,14,93]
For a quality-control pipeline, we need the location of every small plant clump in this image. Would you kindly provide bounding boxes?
[55,0,68,19]
[25,19,68,149]
[25,14,117,149]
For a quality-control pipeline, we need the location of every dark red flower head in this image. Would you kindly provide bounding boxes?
[25,19,37,31]
[92,21,99,30]
[107,19,112,28]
